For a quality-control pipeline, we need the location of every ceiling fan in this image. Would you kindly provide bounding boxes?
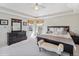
[33,3,45,10]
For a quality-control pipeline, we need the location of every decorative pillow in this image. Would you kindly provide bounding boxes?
[47,30,53,33]
[58,28,68,34]
[56,28,62,34]
[54,28,64,34]
[49,28,55,32]
[47,28,67,34]
[47,28,55,33]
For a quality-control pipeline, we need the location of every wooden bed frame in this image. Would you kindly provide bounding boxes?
[37,26,74,56]
[47,26,70,32]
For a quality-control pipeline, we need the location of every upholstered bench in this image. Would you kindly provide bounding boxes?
[38,40,64,55]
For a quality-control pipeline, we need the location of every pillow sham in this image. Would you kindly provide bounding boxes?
[47,28,67,35]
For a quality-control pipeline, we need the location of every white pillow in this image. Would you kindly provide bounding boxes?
[49,28,55,32]
[57,28,68,34]
[57,28,63,34]
[48,28,55,33]
[48,28,67,34]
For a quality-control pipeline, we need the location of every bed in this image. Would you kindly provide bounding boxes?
[37,26,76,56]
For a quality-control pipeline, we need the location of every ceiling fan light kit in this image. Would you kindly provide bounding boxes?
[33,3,45,11]
[34,5,39,10]
[34,3,39,10]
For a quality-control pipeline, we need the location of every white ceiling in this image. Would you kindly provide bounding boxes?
[0,3,79,18]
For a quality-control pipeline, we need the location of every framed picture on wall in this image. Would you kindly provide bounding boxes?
[23,22,27,26]
[0,19,8,25]
[11,18,22,31]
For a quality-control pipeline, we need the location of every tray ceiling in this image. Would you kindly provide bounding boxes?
[0,3,79,18]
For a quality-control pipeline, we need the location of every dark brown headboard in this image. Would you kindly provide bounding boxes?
[47,26,70,32]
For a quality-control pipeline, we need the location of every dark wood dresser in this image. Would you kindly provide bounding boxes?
[7,31,27,45]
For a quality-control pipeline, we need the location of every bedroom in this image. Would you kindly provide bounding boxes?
[0,3,79,56]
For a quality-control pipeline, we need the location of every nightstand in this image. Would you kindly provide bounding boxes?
[71,35,79,44]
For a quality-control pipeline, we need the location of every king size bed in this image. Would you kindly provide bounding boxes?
[37,26,76,56]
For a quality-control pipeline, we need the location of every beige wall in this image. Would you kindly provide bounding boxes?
[0,12,27,47]
[44,14,79,34]
[0,11,79,47]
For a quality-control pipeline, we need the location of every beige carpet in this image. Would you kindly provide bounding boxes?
[0,37,78,56]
